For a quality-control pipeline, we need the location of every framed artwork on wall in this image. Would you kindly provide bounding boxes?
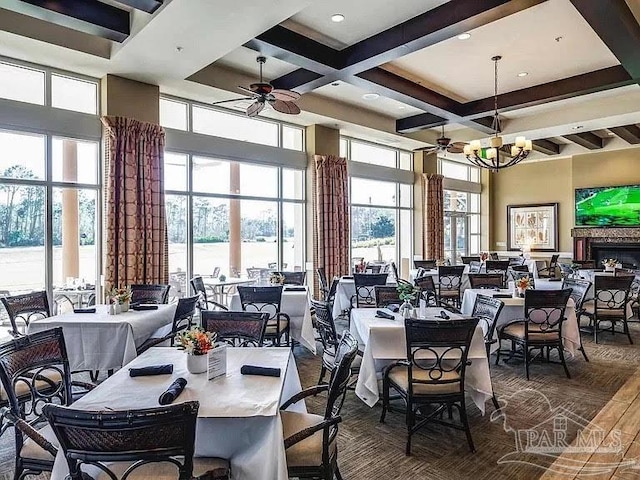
[507,203,559,252]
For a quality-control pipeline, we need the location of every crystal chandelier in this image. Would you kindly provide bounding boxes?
[464,56,532,171]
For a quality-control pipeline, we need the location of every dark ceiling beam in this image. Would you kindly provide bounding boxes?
[18,0,130,42]
[115,0,163,14]
[609,124,640,144]
[570,0,640,82]
[563,132,604,150]
[532,139,561,155]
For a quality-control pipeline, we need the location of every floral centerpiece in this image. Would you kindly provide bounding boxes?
[515,276,532,297]
[602,258,618,272]
[480,252,489,262]
[109,285,132,311]
[269,272,285,285]
[175,326,217,373]
[397,283,419,318]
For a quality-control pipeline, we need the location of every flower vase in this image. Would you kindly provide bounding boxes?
[120,301,129,312]
[605,266,615,273]
[401,300,413,319]
[186,353,208,374]
[517,287,526,297]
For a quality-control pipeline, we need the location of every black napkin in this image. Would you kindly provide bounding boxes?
[437,310,450,320]
[375,310,395,320]
[73,308,96,313]
[131,304,159,311]
[493,293,512,298]
[386,304,400,312]
[240,365,281,377]
[549,278,562,282]
[284,287,306,292]
[129,364,173,377]
[158,377,187,405]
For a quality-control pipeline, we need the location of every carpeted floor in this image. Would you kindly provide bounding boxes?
[2,320,640,480]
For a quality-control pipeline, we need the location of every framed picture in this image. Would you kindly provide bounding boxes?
[507,203,558,252]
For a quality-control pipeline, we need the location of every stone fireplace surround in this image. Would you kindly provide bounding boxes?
[572,227,640,268]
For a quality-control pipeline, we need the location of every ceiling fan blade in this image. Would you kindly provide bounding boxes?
[450,142,468,148]
[270,89,301,102]
[415,146,439,153]
[238,86,258,96]
[211,97,253,105]
[246,101,265,117]
[447,145,465,154]
[270,99,300,115]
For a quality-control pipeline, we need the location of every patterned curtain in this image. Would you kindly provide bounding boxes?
[313,155,350,295]
[422,173,444,260]
[102,116,168,291]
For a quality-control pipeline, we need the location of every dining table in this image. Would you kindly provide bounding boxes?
[409,260,541,285]
[228,286,317,354]
[202,276,256,305]
[349,307,493,414]
[332,276,395,319]
[49,347,304,480]
[26,304,177,372]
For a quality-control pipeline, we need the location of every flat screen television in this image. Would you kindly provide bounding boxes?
[575,184,640,227]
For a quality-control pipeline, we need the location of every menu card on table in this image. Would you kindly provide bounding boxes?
[208,344,227,380]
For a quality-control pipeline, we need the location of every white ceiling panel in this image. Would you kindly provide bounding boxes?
[215,46,299,80]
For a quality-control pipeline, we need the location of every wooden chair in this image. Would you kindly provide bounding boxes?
[468,274,504,290]
[496,289,573,380]
[380,318,479,454]
[413,260,437,269]
[201,310,269,347]
[561,277,592,362]
[460,256,481,265]
[130,284,170,304]
[582,275,634,344]
[43,401,230,480]
[279,330,359,480]
[485,260,510,287]
[276,271,307,286]
[237,286,291,347]
[1,291,51,337]
[437,265,465,309]
[374,286,402,308]
[414,275,438,306]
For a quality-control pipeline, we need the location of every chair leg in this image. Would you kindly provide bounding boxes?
[318,365,327,386]
[623,319,633,344]
[334,466,344,480]
[558,346,571,379]
[524,345,530,381]
[380,377,389,423]
[495,340,501,365]
[594,318,598,344]
[89,371,99,383]
[405,407,414,456]
[459,399,475,453]
[579,345,589,362]
[492,394,500,411]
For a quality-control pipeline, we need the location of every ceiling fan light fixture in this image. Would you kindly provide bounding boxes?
[362,93,380,100]
[331,14,345,23]
[457,33,471,40]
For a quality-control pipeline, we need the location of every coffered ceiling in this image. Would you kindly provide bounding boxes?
[0,0,638,159]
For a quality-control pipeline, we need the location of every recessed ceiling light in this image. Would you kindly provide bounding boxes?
[362,93,380,100]
[517,71,528,77]
[176,46,183,53]
[331,14,345,23]
[398,105,406,110]
[572,125,584,130]
[457,33,471,40]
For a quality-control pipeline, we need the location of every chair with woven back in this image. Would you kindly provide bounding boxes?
[460,256,480,265]
[414,275,438,306]
[468,274,504,290]
[437,265,465,309]
[538,254,560,279]
[485,260,510,287]
[237,286,291,347]
[317,268,329,300]
[190,276,229,311]
[43,401,230,480]
[581,275,634,344]
[276,271,307,286]
[200,310,269,347]
[374,286,402,308]
[351,273,389,309]
[380,317,479,454]
[561,277,592,362]
[1,291,51,337]
[130,284,171,304]
[413,260,437,270]
[279,330,359,480]
[364,263,382,274]
[496,289,573,380]
[489,252,500,261]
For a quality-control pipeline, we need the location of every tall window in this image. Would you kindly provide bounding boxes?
[340,137,413,171]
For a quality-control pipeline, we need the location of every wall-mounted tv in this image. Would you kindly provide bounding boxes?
[575,185,640,227]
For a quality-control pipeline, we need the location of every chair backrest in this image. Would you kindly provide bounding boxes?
[310,300,338,353]
[201,310,268,347]
[130,284,170,304]
[353,273,389,307]
[561,278,592,311]
[468,274,504,289]
[508,257,525,266]
[324,330,359,421]
[327,278,340,303]
[190,275,208,308]
[246,268,263,280]
[468,261,482,274]
[43,401,199,480]
[524,289,572,332]
[413,260,436,269]
[471,295,504,348]
[438,265,465,290]
[414,275,437,305]
[403,317,478,396]
[212,266,220,278]
[374,286,402,308]
[365,264,382,274]
[511,264,530,272]
[594,275,634,313]
[489,252,500,261]
[172,295,200,336]
[317,268,328,296]
[461,256,481,265]
[1,291,51,336]
[277,271,306,286]
[237,285,283,320]
[390,262,400,283]
[549,254,560,268]
[485,260,510,273]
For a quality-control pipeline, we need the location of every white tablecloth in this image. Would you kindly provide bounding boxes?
[229,288,316,354]
[332,277,395,318]
[460,289,580,356]
[349,307,493,414]
[26,304,177,371]
[50,347,303,480]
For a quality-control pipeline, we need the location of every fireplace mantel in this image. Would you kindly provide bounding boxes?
[572,227,640,266]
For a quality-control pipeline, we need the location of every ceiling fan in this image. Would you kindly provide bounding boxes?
[416,125,468,154]
[212,56,301,117]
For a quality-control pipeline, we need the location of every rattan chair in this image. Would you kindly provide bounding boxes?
[136,295,200,355]
[130,284,171,304]
[352,273,389,308]
[561,277,592,362]
[414,275,438,306]
[43,401,230,480]
[237,286,291,347]
[374,286,402,308]
[413,260,437,270]
[279,330,358,480]
[317,268,329,300]
[468,274,504,290]
[496,289,573,380]
[582,275,634,344]
[190,276,228,311]
[1,291,51,337]
[437,265,465,308]
[201,310,269,347]
[538,254,560,279]
[460,256,480,265]
[485,260,510,287]
[380,317,479,454]
[276,271,307,286]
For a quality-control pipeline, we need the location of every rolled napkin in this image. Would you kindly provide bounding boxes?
[493,293,512,299]
[131,304,159,311]
[375,310,395,320]
[437,310,450,320]
[73,308,96,313]
[158,377,187,405]
[240,365,281,377]
[129,364,174,377]
[386,304,400,312]
[284,287,306,292]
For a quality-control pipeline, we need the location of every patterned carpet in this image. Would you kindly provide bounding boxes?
[2,319,640,480]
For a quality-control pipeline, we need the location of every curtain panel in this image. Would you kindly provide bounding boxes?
[102,116,168,292]
[422,173,444,260]
[313,155,350,295]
